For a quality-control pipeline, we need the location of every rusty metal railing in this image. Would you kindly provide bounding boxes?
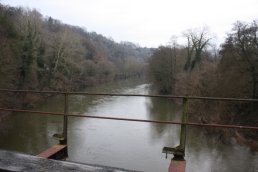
[0,107,257,130]
[1,88,258,101]
[0,88,258,160]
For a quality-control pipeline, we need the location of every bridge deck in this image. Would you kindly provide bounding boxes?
[0,149,139,172]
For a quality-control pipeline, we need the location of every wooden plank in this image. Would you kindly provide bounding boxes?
[168,160,186,172]
[37,144,67,159]
[0,149,139,172]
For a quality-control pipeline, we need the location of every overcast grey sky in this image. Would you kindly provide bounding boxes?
[2,0,258,47]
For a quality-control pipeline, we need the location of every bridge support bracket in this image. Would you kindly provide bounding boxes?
[162,146,185,160]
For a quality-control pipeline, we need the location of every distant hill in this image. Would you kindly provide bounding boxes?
[0,3,151,108]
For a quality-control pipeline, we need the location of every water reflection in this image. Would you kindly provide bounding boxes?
[0,80,257,172]
[0,113,60,154]
[186,127,258,172]
[146,97,181,134]
[67,83,171,172]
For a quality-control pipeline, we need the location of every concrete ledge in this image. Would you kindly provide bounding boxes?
[0,149,140,172]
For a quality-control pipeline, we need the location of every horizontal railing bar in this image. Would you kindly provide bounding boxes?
[0,108,257,130]
[0,89,64,94]
[0,108,64,115]
[0,89,258,102]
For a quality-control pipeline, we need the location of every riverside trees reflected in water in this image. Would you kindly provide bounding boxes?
[0,80,257,171]
[145,97,181,147]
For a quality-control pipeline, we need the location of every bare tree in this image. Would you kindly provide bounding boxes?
[168,35,178,94]
[229,20,258,98]
[183,28,212,71]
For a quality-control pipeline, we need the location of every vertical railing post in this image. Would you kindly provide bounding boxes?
[165,97,188,172]
[162,97,189,160]
[61,92,68,145]
[179,97,188,157]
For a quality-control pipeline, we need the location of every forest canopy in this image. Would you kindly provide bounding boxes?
[0,4,151,91]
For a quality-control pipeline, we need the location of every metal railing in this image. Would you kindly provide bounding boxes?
[0,88,258,159]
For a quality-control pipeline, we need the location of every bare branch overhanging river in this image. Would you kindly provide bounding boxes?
[0,79,257,172]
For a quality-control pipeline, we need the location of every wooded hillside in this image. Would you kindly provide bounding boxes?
[0,4,151,108]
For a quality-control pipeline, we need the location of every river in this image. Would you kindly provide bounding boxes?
[0,79,257,172]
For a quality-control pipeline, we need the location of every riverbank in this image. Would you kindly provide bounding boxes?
[149,84,258,152]
[191,109,258,152]
[0,78,147,118]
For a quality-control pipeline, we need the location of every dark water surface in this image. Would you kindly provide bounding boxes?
[0,80,257,172]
